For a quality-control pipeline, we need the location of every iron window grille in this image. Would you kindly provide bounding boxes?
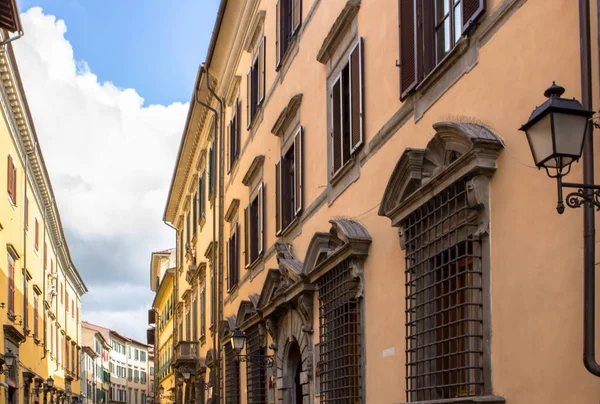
[246,324,267,404]
[225,344,240,404]
[318,260,362,403]
[403,179,484,402]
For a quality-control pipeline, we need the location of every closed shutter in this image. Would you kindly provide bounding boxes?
[247,68,252,129]
[275,160,282,235]
[462,0,485,34]
[258,37,265,104]
[227,237,231,290]
[292,0,301,34]
[148,309,156,325]
[227,120,232,173]
[236,101,242,159]
[244,206,249,268]
[294,128,303,216]
[331,77,342,174]
[8,258,14,313]
[349,39,364,154]
[276,0,281,69]
[399,0,418,100]
[258,183,264,255]
[421,0,436,77]
[35,218,39,250]
[7,154,14,202]
[0,0,19,33]
[235,222,240,276]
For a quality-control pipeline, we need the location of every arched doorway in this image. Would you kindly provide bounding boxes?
[285,340,303,404]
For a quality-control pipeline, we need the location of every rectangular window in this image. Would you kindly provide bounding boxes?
[33,293,39,339]
[135,348,139,361]
[330,39,364,176]
[276,128,303,233]
[225,344,240,404]
[228,223,240,290]
[399,0,485,99]
[200,288,206,339]
[403,179,484,401]
[276,0,302,68]
[318,260,362,403]
[7,154,16,204]
[192,296,198,341]
[7,254,15,315]
[186,212,191,246]
[246,37,265,128]
[228,100,241,172]
[186,307,191,341]
[208,141,216,198]
[244,184,264,267]
[199,172,206,220]
[34,218,39,250]
[246,324,267,403]
[193,193,198,234]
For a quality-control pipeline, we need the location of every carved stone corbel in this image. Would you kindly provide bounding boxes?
[466,175,490,237]
[296,293,313,333]
[258,322,267,348]
[265,318,278,351]
[349,259,365,299]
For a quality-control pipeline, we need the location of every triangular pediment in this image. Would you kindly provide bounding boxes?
[257,270,282,311]
[236,300,257,326]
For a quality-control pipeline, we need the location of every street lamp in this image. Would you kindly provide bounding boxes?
[45,377,54,389]
[230,328,273,368]
[181,367,191,381]
[4,351,15,368]
[520,82,595,213]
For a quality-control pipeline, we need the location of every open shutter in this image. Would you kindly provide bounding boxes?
[331,76,342,174]
[227,120,231,173]
[235,223,240,280]
[236,101,241,160]
[8,258,14,313]
[246,68,252,129]
[292,0,302,34]
[275,160,282,235]
[244,206,249,268]
[276,0,281,69]
[349,39,364,154]
[258,183,264,255]
[148,309,156,325]
[294,128,303,216]
[7,154,13,202]
[226,238,231,290]
[462,0,485,34]
[399,0,418,100]
[421,0,436,77]
[258,37,265,104]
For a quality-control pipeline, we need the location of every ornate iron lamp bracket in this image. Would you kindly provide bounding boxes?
[556,179,600,214]
[236,353,274,369]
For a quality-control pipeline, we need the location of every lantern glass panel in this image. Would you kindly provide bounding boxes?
[526,114,554,167]
[553,112,588,161]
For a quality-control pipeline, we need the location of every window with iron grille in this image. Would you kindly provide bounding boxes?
[225,344,240,404]
[398,0,485,100]
[245,324,266,404]
[318,260,362,403]
[403,179,484,402]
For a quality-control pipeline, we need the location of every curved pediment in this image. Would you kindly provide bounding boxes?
[378,121,503,226]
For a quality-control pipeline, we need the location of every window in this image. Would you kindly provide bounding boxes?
[228,100,241,172]
[140,351,146,362]
[186,212,191,246]
[228,223,240,290]
[134,369,140,383]
[192,296,198,341]
[198,171,206,221]
[66,291,69,313]
[318,260,362,403]
[141,371,147,384]
[135,389,138,404]
[185,306,191,341]
[24,197,28,230]
[200,289,206,339]
[276,0,302,68]
[276,128,303,233]
[34,218,39,251]
[43,242,47,269]
[399,0,485,99]
[244,184,264,267]
[135,348,139,361]
[7,254,14,315]
[247,37,265,127]
[142,391,146,403]
[193,193,198,234]
[330,39,364,176]
[246,324,267,404]
[208,141,216,198]
[7,154,16,204]
[128,367,132,381]
[403,180,484,401]
[225,344,240,404]
[33,293,39,340]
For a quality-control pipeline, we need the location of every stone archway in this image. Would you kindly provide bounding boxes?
[283,339,303,404]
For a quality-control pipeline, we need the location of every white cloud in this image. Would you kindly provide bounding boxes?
[13,7,186,341]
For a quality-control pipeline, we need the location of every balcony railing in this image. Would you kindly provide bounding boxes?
[174,341,199,363]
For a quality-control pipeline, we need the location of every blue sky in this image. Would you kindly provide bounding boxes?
[18,0,220,105]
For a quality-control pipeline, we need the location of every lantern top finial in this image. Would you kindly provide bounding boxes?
[544,81,565,98]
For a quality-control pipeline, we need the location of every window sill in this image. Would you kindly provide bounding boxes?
[400,396,505,404]
[276,34,299,73]
[246,254,263,272]
[414,38,468,95]
[330,158,356,187]
[278,216,300,238]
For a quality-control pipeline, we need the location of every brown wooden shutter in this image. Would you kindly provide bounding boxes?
[331,78,342,174]
[275,160,282,235]
[244,206,249,268]
[421,0,436,77]
[236,101,242,158]
[258,183,264,255]
[276,0,281,69]
[294,128,303,216]
[35,218,39,250]
[226,238,231,290]
[148,309,156,325]
[258,37,265,104]
[227,120,231,173]
[0,0,20,33]
[462,0,485,34]
[292,0,301,34]
[399,0,418,100]
[34,294,38,338]
[8,258,14,313]
[349,39,364,154]
[7,154,13,201]
[246,68,252,129]
[235,223,240,278]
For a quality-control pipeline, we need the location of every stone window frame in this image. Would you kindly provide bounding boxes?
[242,156,266,271]
[378,121,506,404]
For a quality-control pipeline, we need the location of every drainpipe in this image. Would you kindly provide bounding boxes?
[580,0,600,377]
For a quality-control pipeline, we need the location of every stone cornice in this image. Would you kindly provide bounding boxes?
[242,155,265,186]
[271,94,303,137]
[0,39,87,295]
[317,0,361,64]
[225,199,240,223]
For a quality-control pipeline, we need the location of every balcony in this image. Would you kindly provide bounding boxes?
[174,341,199,366]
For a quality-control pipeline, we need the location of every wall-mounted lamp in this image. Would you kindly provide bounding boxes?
[230,328,274,368]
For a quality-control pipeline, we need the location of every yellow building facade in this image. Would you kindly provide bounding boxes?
[0,2,88,403]
[157,0,600,403]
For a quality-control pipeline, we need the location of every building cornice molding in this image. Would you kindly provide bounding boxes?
[271,94,303,137]
[0,39,87,295]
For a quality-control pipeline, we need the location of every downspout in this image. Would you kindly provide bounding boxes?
[204,66,225,404]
